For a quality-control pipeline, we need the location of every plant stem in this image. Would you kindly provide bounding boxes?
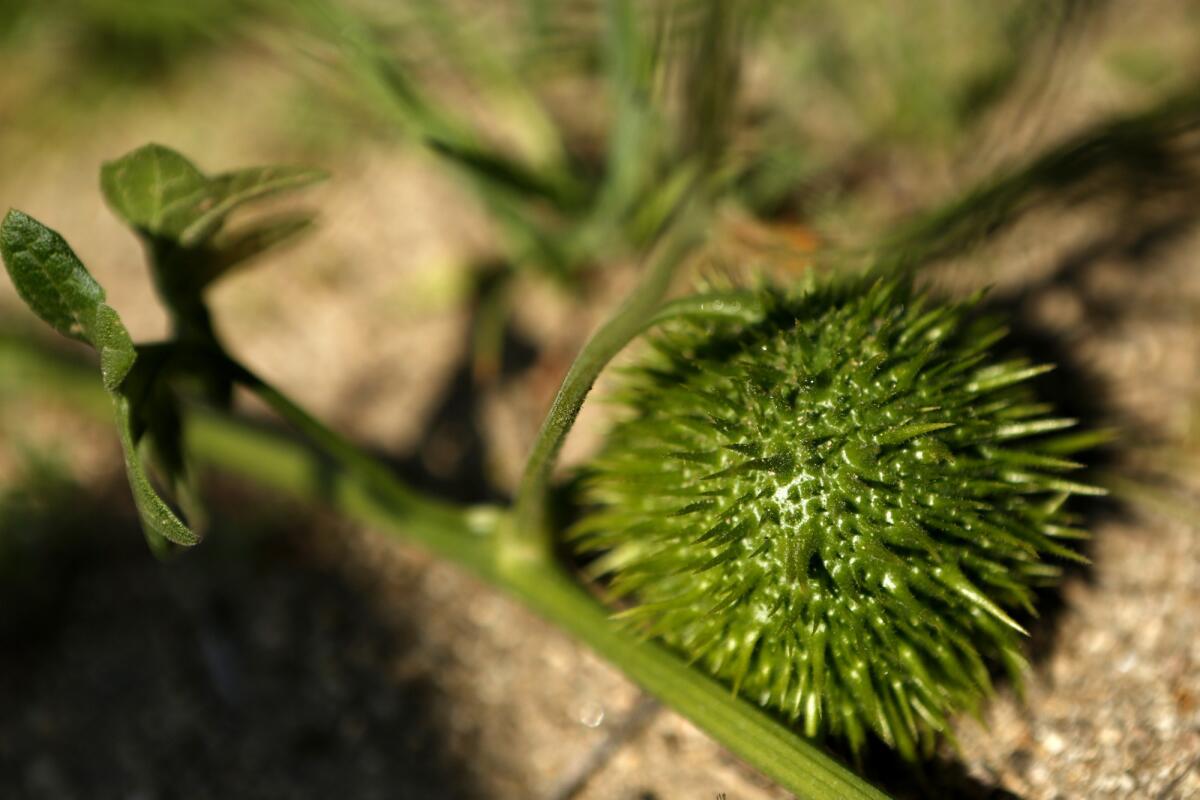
[2,331,892,799]
[506,218,703,564]
[228,362,414,500]
[0,333,495,574]
[193,405,886,799]
[222,356,501,572]
[185,405,499,577]
[645,289,764,328]
[504,561,890,800]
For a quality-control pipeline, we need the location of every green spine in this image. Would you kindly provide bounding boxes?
[575,276,1096,759]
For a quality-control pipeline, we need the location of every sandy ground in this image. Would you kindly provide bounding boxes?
[1,4,1199,798]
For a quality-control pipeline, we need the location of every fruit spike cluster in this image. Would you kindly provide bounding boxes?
[575,276,1098,759]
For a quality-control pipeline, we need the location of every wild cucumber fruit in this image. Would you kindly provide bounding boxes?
[575,276,1098,759]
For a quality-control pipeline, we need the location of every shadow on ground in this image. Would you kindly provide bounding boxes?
[0,471,481,800]
[976,197,1200,669]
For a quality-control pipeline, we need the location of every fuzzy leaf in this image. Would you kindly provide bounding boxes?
[95,303,137,391]
[100,143,326,247]
[0,209,198,550]
[207,212,316,281]
[179,164,327,247]
[0,209,107,343]
[100,144,209,239]
[113,391,198,550]
[100,143,325,346]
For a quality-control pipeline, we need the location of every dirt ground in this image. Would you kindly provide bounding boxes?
[1,4,1199,799]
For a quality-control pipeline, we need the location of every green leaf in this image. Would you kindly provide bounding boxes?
[100,143,327,246]
[113,391,199,550]
[203,213,316,287]
[95,303,137,391]
[0,209,106,343]
[180,165,327,247]
[0,209,199,551]
[100,144,209,239]
[0,211,138,392]
[99,143,326,345]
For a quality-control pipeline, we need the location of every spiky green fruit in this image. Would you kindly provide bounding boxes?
[575,276,1099,759]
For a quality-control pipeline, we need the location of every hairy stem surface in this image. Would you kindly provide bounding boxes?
[507,219,704,563]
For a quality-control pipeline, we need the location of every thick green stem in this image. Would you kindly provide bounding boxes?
[0,333,495,574]
[222,358,501,573]
[2,332,892,800]
[504,561,889,800]
[184,406,499,576]
[225,361,434,507]
[192,407,885,799]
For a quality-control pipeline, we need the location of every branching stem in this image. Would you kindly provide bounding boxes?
[1,331,891,800]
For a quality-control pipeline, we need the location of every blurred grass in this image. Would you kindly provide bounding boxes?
[2,1,1199,418]
[2,0,1198,436]
[3,0,1195,245]
[0,0,260,78]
